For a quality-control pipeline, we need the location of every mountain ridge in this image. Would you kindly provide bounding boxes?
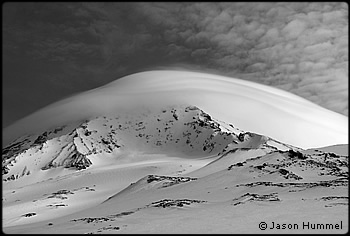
[3,104,295,183]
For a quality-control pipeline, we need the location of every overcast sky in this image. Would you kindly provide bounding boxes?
[2,2,348,128]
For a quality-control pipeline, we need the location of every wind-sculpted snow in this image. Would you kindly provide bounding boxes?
[11,145,343,234]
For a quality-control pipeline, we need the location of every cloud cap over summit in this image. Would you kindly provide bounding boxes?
[2,2,348,127]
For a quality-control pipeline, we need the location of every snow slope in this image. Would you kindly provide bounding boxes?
[3,105,247,185]
[3,142,348,234]
[3,70,347,149]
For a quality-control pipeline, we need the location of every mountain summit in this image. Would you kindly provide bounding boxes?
[3,104,293,184]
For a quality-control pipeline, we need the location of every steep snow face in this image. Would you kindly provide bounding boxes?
[3,105,262,184]
[3,70,347,148]
[3,104,293,187]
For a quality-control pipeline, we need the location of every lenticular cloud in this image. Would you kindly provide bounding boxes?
[3,70,347,149]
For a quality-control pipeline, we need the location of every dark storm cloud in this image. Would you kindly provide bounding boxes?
[2,2,348,128]
[3,2,126,126]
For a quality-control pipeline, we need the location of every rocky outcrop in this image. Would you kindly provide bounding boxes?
[146,199,207,208]
[232,192,280,206]
[41,142,92,171]
[146,175,197,188]
[2,138,31,162]
[235,178,348,188]
[33,132,48,146]
[65,152,92,170]
[22,213,36,217]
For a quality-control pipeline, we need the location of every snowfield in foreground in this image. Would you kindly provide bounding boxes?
[2,71,348,234]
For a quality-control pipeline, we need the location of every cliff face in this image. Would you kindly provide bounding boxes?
[40,139,92,171]
[3,128,93,181]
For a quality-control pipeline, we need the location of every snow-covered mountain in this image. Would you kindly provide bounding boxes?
[2,104,295,184]
[2,71,348,233]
